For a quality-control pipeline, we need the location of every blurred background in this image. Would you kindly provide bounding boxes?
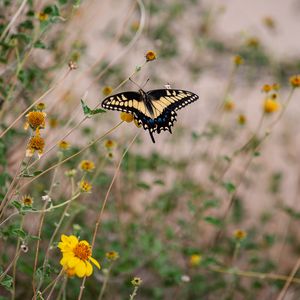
[1,0,300,299]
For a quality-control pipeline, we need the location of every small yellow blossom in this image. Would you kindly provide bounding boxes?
[262,16,275,29]
[49,117,58,128]
[263,98,280,113]
[79,180,92,192]
[21,195,33,207]
[79,160,95,172]
[37,12,48,22]
[26,134,45,157]
[58,235,100,278]
[262,84,272,93]
[189,254,202,267]
[233,55,244,66]
[237,114,247,125]
[107,152,114,160]
[131,277,142,286]
[224,100,235,112]
[36,102,46,111]
[106,251,120,261]
[58,140,70,151]
[272,83,280,91]
[25,111,46,130]
[120,112,134,122]
[145,50,157,62]
[131,21,140,31]
[289,75,300,88]
[233,229,247,241]
[246,37,259,48]
[102,86,113,96]
[104,139,117,149]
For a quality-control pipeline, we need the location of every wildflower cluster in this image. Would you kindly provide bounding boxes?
[25,103,47,157]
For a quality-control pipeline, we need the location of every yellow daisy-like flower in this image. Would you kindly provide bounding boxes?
[37,12,49,22]
[289,75,300,88]
[58,235,100,278]
[246,37,259,48]
[106,251,120,261]
[21,195,33,207]
[102,86,113,96]
[224,100,235,112]
[233,55,244,66]
[104,139,117,149]
[263,98,280,113]
[26,133,45,157]
[145,50,157,62]
[49,117,58,128]
[189,254,202,267]
[262,16,275,29]
[120,112,134,123]
[237,114,247,125]
[58,140,70,151]
[131,277,142,286]
[262,84,272,93]
[233,229,247,241]
[24,111,46,130]
[79,180,92,192]
[79,160,95,172]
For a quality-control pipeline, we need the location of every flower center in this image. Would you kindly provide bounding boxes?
[28,135,45,151]
[28,111,45,128]
[73,242,91,260]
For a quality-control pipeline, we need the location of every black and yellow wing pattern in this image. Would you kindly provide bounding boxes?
[101,89,199,143]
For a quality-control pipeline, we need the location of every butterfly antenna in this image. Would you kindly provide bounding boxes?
[129,77,143,90]
[148,130,156,143]
[142,78,150,89]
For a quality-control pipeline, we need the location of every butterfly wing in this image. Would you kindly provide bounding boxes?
[101,89,199,143]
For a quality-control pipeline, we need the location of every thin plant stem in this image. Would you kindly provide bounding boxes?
[276,257,300,300]
[0,248,22,282]
[129,286,139,300]
[44,269,64,300]
[97,264,113,300]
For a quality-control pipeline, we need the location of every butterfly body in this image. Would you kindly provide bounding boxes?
[101,89,199,143]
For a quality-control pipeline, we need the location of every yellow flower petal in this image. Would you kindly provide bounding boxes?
[89,256,100,269]
[75,260,86,278]
[86,261,93,276]
[68,257,80,268]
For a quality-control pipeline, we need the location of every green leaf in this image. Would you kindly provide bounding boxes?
[80,99,106,118]
[223,181,236,193]
[34,40,46,49]
[203,216,223,227]
[137,181,151,190]
[11,200,22,211]
[0,274,13,291]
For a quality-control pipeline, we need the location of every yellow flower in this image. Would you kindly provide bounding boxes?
[58,140,70,151]
[106,251,120,261]
[262,16,275,29]
[79,160,95,172]
[104,139,117,149]
[37,12,48,22]
[289,75,300,88]
[79,180,92,192]
[262,84,271,93]
[189,254,202,267]
[36,102,46,111]
[102,86,113,96]
[25,111,46,130]
[224,100,235,112]
[21,195,33,207]
[49,117,58,128]
[233,229,247,241]
[26,133,45,157]
[131,21,140,31]
[58,235,100,278]
[263,98,280,113]
[246,37,259,48]
[131,277,142,286]
[120,112,134,122]
[233,55,244,66]
[237,114,247,125]
[145,50,157,62]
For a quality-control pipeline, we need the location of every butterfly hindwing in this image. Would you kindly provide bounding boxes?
[101,88,199,143]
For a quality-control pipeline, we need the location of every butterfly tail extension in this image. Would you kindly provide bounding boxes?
[148,129,156,143]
